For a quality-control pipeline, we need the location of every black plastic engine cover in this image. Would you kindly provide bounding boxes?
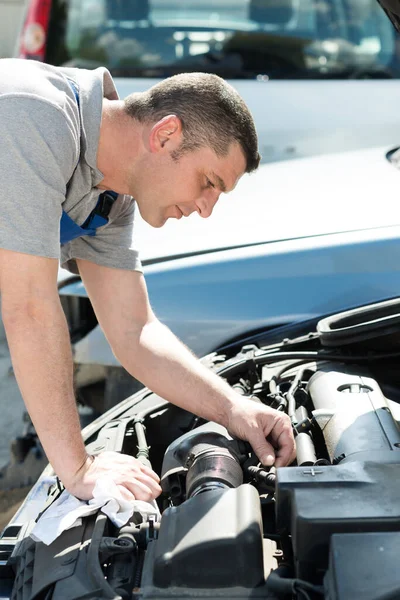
[152,484,264,588]
[324,532,400,599]
[276,458,400,580]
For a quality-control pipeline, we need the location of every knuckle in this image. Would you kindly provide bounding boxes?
[142,489,153,502]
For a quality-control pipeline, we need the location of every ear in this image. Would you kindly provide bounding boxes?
[149,115,183,153]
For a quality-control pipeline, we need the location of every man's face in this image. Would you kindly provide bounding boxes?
[132,141,247,228]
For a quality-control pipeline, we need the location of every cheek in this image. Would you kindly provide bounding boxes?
[165,159,201,203]
[181,172,202,202]
[181,185,198,204]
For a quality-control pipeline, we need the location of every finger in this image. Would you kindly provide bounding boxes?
[114,455,160,483]
[124,479,161,501]
[139,465,161,483]
[264,413,296,466]
[248,430,276,467]
[103,453,161,483]
[117,485,136,503]
[270,426,296,467]
[135,471,162,496]
[274,438,297,467]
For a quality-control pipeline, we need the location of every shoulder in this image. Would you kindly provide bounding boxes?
[0,59,73,107]
[0,99,79,184]
[0,59,80,139]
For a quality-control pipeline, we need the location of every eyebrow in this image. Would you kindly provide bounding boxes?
[211,171,227,192]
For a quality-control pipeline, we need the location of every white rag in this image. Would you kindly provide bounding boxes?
[30,476,161,546]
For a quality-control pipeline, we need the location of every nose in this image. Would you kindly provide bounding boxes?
[195,190,220,219]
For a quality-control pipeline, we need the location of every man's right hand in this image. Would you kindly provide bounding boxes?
[65,451,162,501]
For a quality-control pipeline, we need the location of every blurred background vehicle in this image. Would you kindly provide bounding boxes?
[0,0,26,58]
[58,145,400,412]
[14,0,400,163]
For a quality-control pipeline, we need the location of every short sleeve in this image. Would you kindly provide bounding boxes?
[60,195,143,274]
[0,96,77,259]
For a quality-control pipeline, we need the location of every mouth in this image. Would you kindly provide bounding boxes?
[176,206,196,218]
[175,206,184,219]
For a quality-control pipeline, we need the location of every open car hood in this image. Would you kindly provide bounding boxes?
[134,145,400,261]
[3,297,400,598]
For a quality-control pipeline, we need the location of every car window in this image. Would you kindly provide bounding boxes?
[43,0,399,79]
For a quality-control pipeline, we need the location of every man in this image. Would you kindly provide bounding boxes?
[0,58,295,502]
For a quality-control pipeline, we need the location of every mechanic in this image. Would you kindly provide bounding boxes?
[0,58,295,502]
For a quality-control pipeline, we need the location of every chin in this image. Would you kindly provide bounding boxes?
[146,214,167,228]
[136,203,166,228]
[151,220,166,229]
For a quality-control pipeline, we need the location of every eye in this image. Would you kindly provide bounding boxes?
[206,177,215,189]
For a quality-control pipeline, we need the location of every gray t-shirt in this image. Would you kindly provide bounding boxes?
[0,58,142,274]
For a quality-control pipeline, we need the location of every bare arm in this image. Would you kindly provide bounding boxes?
[0,250,161,500]
[77,260,296,468]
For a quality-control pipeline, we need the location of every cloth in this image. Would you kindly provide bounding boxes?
[0,58,142,274]
[30,476,161,546]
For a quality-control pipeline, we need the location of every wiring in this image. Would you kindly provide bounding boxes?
[217,349,400,379]
[296,587,312,600]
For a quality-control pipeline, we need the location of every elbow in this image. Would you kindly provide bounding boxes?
[2,295,62,331]
[107,317,159,369]
[108,326,142,367]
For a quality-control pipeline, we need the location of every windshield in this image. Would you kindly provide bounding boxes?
[45,0,400,79]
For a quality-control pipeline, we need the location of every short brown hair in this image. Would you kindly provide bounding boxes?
[124,72,260,173]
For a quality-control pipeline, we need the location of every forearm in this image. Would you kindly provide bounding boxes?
[3,302,88,488]
[77,265,295,468]
[114,318,239,427]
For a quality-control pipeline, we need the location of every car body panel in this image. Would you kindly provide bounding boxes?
[61,224,400,363]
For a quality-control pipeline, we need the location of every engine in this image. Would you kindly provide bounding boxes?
[147,365,400,599]
[7,299,400,600]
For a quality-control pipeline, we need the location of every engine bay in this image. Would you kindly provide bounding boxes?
[3,298,400,599]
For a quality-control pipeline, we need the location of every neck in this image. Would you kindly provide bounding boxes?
[96,99,141,194]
